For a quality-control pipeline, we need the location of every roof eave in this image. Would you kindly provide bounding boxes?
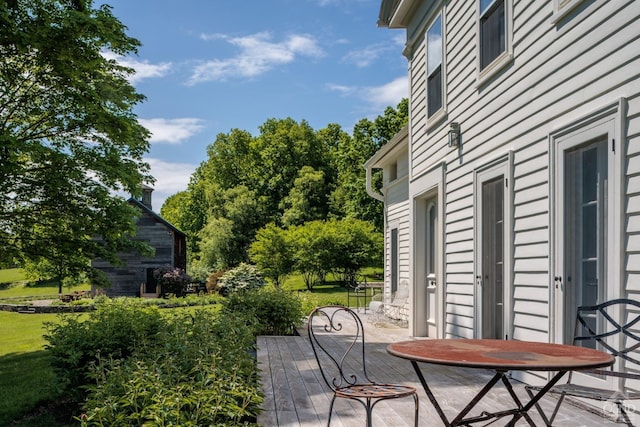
[378,0,413,29]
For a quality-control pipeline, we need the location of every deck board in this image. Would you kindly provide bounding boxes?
[258,310,614,426]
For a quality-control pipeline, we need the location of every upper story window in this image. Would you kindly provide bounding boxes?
[552,0,586,24]
[479,0,505,70]
[477,0,512,84]
[426,14,443,118]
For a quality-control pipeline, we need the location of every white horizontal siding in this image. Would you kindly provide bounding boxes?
[402,0,640,340]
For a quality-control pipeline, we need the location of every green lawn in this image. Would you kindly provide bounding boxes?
[0,269,90,302]
[0,311,69,426]
[0,268,27,284]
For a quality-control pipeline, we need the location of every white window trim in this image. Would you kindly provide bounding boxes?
[426,11,447,128]
[551,0,585,24]
[476,0,514,87]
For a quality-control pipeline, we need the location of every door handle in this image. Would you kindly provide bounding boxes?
[554,276,563,290]
[427,273,436,288]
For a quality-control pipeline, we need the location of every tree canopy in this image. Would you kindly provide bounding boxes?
[162,100,408,272]
[0,0,152,284]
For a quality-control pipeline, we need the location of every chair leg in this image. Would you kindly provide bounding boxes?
[327,395,337,427]
[413,393,419,427]
[617,401,634,427]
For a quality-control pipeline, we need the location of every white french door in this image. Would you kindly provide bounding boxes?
[552,101,624,390]
[475,153,512,339]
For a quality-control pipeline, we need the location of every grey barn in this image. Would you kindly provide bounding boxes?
[92,186,187,297]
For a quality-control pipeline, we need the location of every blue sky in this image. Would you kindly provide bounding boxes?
[101,0,408,209]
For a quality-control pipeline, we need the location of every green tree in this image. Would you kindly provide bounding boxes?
[159,191,189,228]
[249,223,293,287]
[289,221,335,290]
[0,0,152,283]
[331,99,408,230]
[198,186,265,270]
[204,128,255,191]
[281,166,328,227]
[327,218,383,285]
[198,217,234,270]
[250,118,327,216]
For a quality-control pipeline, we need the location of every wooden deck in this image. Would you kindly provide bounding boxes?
[257,310,612,426]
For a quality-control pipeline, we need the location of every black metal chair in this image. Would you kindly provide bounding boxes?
[307,305,418,427]
[526,298,640,426]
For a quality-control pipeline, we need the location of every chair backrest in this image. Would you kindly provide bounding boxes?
[307,306,374,391]
[574,299,640,378]
[392,280,410,304]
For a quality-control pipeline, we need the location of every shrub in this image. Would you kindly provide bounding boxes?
[217,263,266,296]
[44,298,164,401]
[295,291,324,315]
[80,309,261,426]
[223,287,305,336]
[206,269,226,293]
[153,265,191,297]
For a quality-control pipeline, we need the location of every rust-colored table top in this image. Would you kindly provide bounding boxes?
[387,339,614,371]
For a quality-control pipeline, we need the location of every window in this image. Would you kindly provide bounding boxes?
[477,0,512,83]
[479,0,505,70]
[552,0,586,24]
[426,14,443,118]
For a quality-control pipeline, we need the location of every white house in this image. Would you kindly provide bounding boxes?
[368,0,640,391]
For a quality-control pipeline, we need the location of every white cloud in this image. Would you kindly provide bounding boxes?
[343,43,394,68]
[138,118,205,144]
[327,76,408,110]
[145,158,197,211]
[102,52,172,83]
[364,76,408,109]
[189,32,325,84]
[325,83,355,95]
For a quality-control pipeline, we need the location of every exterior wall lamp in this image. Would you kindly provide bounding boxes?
[448,122,461,147]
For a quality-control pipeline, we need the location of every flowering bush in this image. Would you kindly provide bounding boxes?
[153,266,191,297]
[216,263,266,296]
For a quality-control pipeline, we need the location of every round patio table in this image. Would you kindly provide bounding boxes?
[387,339,614,426]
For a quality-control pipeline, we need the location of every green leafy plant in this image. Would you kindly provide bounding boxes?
[44,299,164,401]
[79,309,261,426]
[217,263,266,296]
[223,287,305,336]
